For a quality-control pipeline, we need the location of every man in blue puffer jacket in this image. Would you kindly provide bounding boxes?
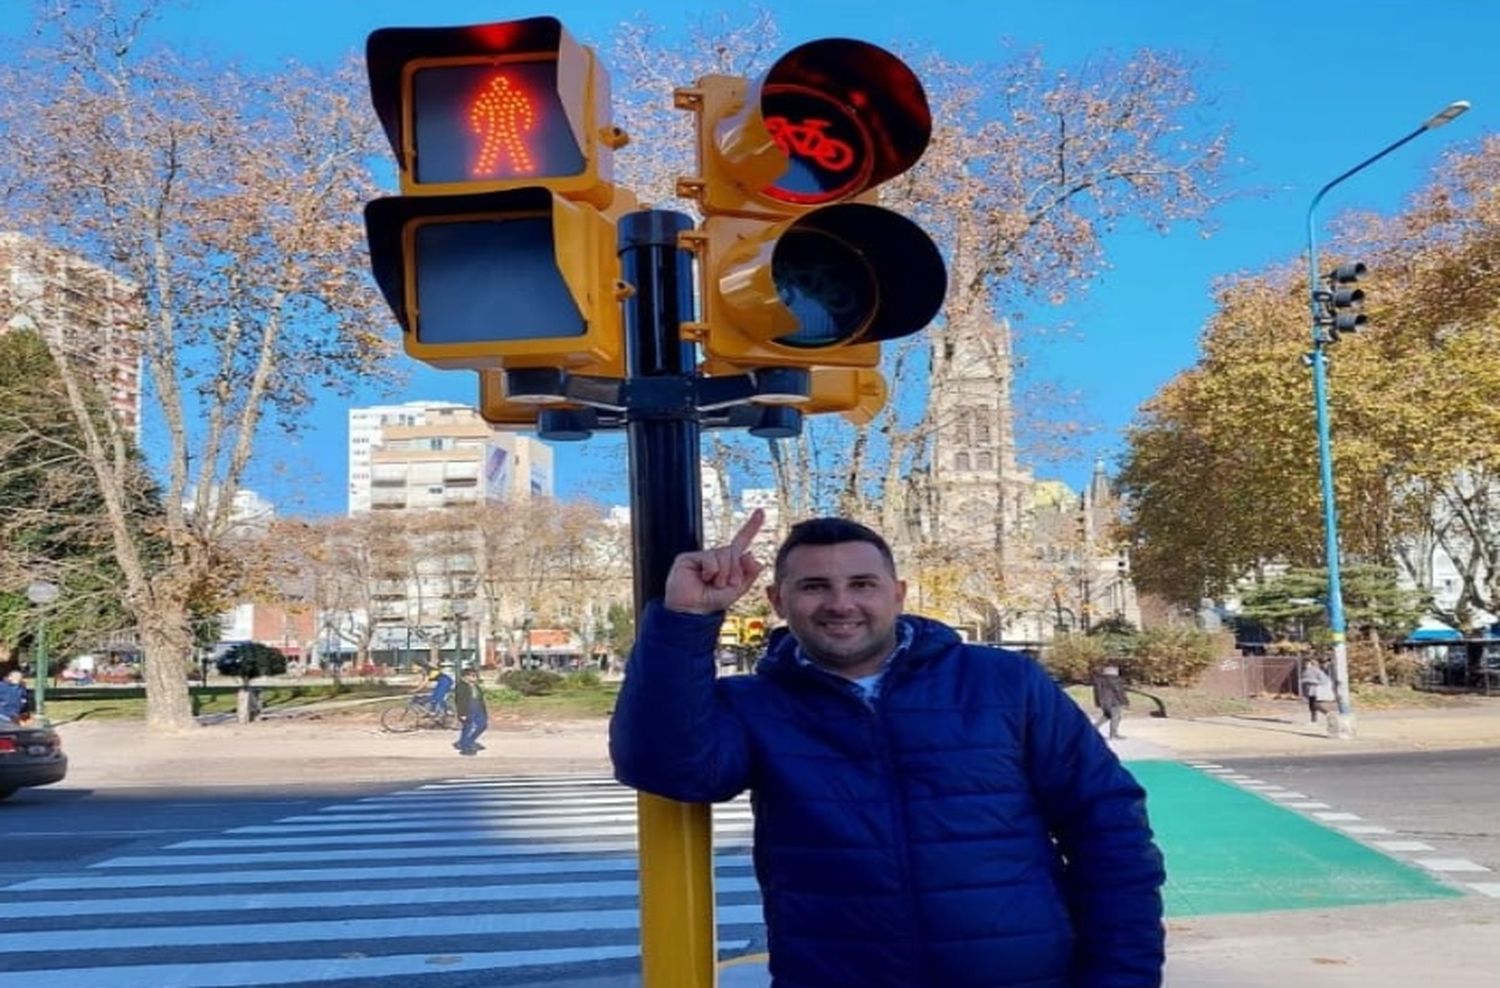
[611,513,1165,987]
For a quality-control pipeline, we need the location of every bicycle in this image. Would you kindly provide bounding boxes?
[380,693,458,733]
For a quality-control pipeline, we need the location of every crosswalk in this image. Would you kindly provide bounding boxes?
[0,776,766,987]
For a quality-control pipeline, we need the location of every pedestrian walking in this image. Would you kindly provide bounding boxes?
[1301,658,1339,737]
[1092,662,1130,740]
[611,512,1165,987]
[453,666,488,756]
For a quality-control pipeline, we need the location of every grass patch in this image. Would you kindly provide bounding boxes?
[493,682,619,719]
[42,683,399,723]
[1350,684,1479,709]
[1064,684,1257,720]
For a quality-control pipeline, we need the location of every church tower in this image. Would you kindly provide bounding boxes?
[928,319,1033,551]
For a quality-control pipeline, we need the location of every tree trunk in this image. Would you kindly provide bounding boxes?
[1368,627,1390,687]
[138,618,197,732]
[235,686,261,723]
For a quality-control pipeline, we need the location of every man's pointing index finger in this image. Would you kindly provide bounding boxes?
[728,508,765,555]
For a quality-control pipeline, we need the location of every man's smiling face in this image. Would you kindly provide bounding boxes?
[767,540,906,679]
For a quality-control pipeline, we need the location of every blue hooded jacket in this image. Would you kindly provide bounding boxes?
[611,603,1165,987]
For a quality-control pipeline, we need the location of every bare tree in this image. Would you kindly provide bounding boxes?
[605,15,1230,534]
[0,2,389,729]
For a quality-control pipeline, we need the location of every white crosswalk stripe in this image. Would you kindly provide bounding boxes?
[0,775,765,987]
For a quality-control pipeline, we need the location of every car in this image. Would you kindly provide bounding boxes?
[0,720,68,801]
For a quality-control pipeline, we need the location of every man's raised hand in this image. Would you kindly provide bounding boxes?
[663,509,766,615]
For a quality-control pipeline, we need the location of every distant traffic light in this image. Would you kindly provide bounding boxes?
[675,40,946,386]
[363,17,630,385]
[1315,261,1368,342]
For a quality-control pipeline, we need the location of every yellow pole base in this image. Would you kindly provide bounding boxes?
[638,792,717,987]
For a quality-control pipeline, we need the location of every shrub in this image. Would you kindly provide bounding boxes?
[499,668,563,696]
[215,642,288,685]
[559,668,601,690]
[1346,640,1419,687]
[487,685,525,704]
[1043,634,1108,684]
[1132,628,1218,687]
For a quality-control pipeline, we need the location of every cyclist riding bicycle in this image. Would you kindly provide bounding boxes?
[415,661,454,713]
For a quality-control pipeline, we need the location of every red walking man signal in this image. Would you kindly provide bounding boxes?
[470,72,536,177]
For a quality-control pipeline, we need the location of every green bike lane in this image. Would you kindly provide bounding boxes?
[1133,760,1459,916]
[716,758,1463,984]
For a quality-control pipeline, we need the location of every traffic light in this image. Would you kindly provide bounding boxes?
[366,17,624,203]
[676,40,946,375]
[742,616,767,645]
[365,187,623,375]
[1315,261,1368,342]
[363,17,629,382]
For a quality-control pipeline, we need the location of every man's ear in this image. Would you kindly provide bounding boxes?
[766,581,785,618]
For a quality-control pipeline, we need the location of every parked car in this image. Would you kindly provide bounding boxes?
[0,720,67,801]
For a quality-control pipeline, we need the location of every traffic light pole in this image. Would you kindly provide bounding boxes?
[1303,101,1470,740]
[619,210,718,988]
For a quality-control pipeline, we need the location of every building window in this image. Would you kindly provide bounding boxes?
[976,451,994,471]
[953,409,973,445]
[955,452,971,471]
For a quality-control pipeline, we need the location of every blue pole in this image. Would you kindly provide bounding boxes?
[1304,102,1470,733]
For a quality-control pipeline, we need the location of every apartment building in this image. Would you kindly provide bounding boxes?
[347,401,553,515]
[0,232,144,435]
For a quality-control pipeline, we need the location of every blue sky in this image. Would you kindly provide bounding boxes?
[1,1,1490,516]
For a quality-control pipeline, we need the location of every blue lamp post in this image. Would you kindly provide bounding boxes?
[1305,99,1470,737]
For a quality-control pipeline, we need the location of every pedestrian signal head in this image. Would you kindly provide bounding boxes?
[367,16,623,206]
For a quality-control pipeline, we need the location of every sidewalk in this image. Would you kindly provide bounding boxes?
[52,714,615,791]
[53,694,1500,790]
[1108,696,1500,761]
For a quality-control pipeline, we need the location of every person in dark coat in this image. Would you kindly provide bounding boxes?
[1092,663,1130,740]
[453,666,488,756]
[0,668,27,723]
[611,513,1165,987]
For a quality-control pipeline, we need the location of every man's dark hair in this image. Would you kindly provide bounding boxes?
[774,517,897,582]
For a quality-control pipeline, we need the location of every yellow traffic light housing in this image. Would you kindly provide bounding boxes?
[684,205,944,369]
[805,368,887,424]
[476,370,540,427]
[703,363,889,423]
[676,39,946,377]
[675,41,931,218]
[365,187,625,374]
[367,16,626,206]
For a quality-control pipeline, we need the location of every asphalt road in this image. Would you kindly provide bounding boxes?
[3,750,1495,987]
[3,780,401,884]
[1213,745,1500,875]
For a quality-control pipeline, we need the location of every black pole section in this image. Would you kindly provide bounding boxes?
[619,209,718,988]
[620,210,700,611]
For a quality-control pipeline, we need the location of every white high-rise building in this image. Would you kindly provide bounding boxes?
[347,401,553,515]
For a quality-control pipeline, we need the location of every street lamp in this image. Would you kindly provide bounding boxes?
[1305,99,1470,738]
[25,581,60,720]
